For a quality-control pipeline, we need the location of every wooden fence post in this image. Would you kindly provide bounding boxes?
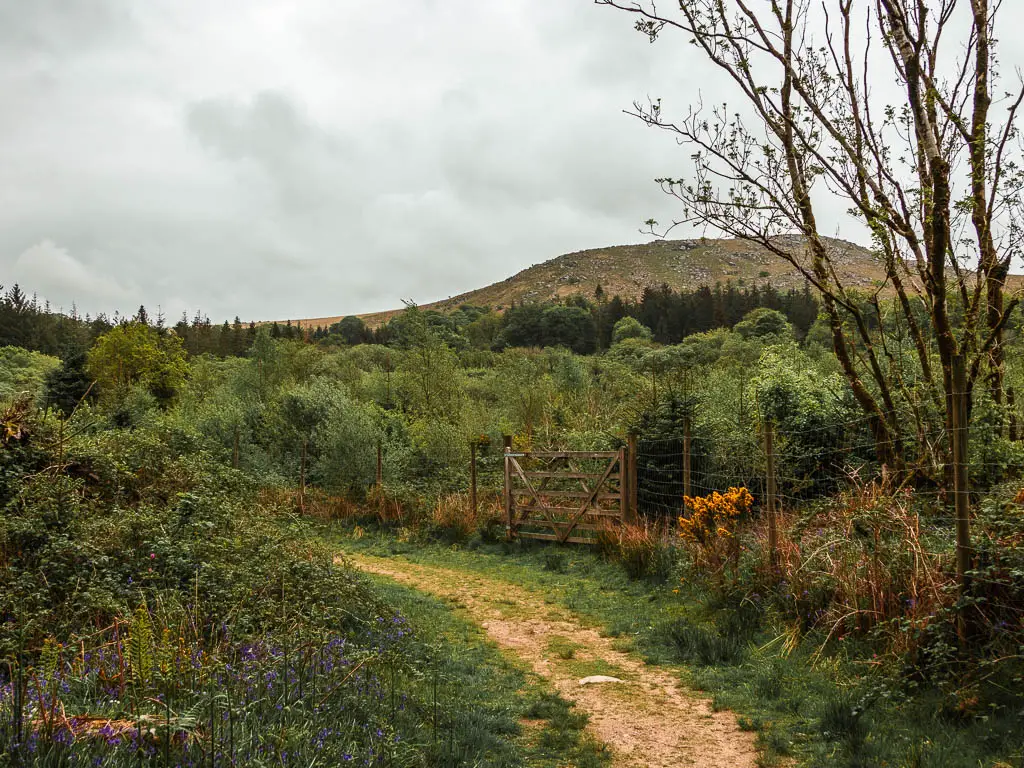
[952,354,972,642]
[682,416,692,501]
[764,420,779,574]
[627,433,638,522]
[299,439,307,513]
[503,436,513,539]
[469,441,478,519]
[376,442,383,489]
[618,446,627,523]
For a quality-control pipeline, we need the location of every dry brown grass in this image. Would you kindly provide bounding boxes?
[264,482,510,539]
[430,491,504,541]
[596,519,678,581]
[278,235,914,329]
[364,485,416,526]
[257,486,361,520]
[746,482,953,651]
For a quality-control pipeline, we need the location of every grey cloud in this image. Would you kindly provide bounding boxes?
[0,0,132,54]
[186,91,354,214]
[11,239,139,312]
[5,0,987,324]
[0,0,699,322]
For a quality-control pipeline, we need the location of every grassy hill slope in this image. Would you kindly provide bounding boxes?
[288,236,1009,329]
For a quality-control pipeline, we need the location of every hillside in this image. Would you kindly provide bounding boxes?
[292,236,890,329]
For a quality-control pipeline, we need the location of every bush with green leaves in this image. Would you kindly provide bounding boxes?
[0,347,60,403]
[611,316,653,344]
[754,346,864,497]
[86,323,189,406]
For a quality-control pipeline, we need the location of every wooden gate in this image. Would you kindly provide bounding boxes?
[504,450,626,543]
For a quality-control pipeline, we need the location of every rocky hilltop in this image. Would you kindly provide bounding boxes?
[293,236,890,329]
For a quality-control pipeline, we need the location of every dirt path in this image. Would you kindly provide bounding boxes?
[343,553,758,768]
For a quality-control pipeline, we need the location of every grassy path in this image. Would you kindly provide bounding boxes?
[343,552,758,768]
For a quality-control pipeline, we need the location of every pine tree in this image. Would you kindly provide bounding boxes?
[44,352,93,416]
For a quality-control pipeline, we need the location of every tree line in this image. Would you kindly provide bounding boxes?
[0,279,818,366]
[306,282,820,355]
[0,284,262,361]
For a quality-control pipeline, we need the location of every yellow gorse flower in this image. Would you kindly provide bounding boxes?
[678,487,753,546]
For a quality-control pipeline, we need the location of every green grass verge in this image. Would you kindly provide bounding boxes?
[362,573,610,768]
[333,524,1024,768]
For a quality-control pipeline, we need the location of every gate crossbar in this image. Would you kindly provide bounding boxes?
[504,449,625,544]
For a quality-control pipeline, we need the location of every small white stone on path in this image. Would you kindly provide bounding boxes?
[578,675,623,686]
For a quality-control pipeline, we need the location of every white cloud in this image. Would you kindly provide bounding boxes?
[12,240,138,313]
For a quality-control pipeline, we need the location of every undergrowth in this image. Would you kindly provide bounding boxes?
[0,408,606,767]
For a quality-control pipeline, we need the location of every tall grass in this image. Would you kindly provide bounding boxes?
[595,520,678,582]
[744,481,954,651]
[428,491,504,543]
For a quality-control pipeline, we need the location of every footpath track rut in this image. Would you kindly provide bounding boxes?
[343,553,757,768]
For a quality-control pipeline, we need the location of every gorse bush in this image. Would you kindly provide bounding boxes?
[679,487,752,577]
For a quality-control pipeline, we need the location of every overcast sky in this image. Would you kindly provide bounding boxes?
[1,2,1020,323]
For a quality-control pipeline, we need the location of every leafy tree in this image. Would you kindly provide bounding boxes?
[674,330,731,369]
[248,327,291,399]
[540,305,596,354]
[0,347,61,403]
[86,322,189,405]
[275,377,379,491]
[43,352,92,415]
[755,348,864,495]
[449,304,490,329]
[600,0,1022,486]
[595,294,628,348]
[733,308,793,341]
[394,306,462,417]
[497,351,549,442]
[497,303,546,349]
[331,316,372,346]
[612,316,653,345]
[605,336,656,366]
[465,312,504,350]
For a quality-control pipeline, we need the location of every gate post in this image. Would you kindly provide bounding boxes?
[618,446,627,523]
[627,433,638,522]
[503,435,514,539]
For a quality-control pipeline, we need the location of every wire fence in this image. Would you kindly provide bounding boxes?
[634,407,1016,522]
